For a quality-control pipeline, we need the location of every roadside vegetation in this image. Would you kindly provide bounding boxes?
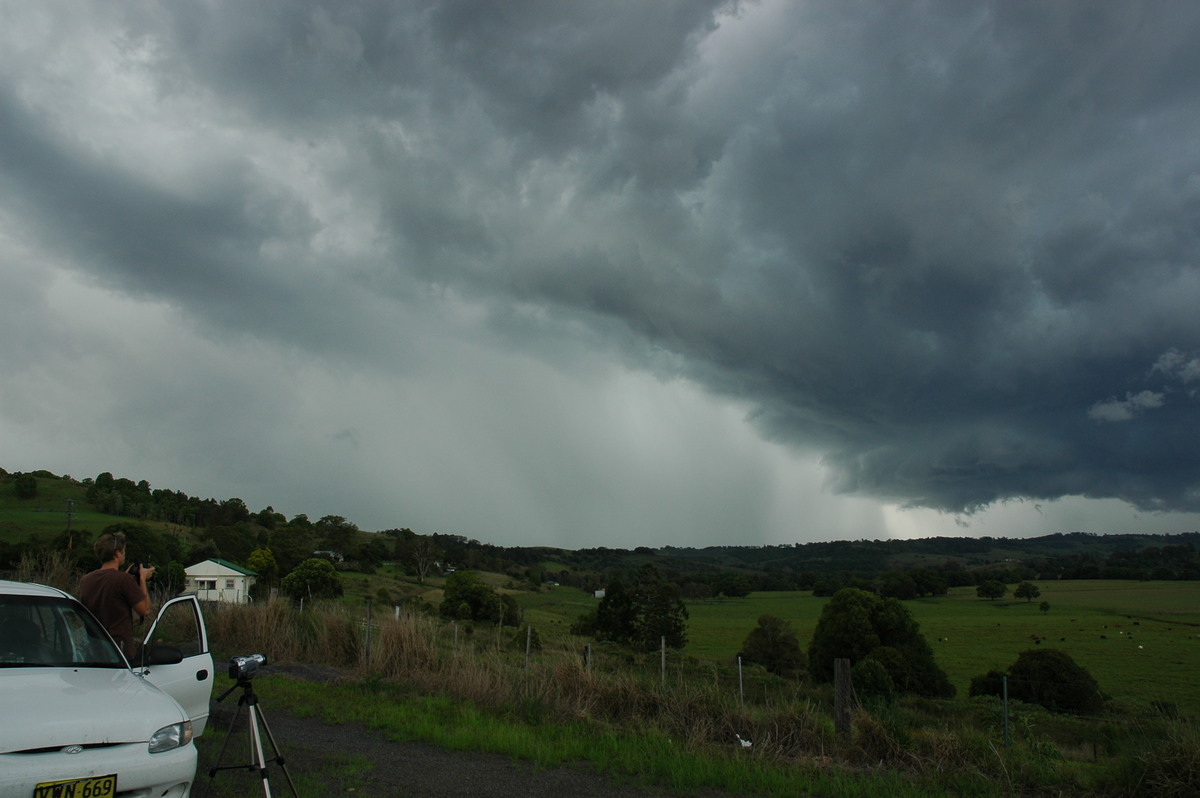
[188,595,1199,797]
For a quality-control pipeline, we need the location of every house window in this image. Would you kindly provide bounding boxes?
[197,579,217,591]
[225,579,235,590]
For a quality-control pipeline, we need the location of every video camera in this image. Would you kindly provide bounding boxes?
[228,653,267,681]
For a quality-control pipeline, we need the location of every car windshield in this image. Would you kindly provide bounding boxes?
[0,594,126,668]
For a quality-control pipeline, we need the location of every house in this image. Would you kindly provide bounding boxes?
[185,558,258,603]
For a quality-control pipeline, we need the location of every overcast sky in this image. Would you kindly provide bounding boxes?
[4,1,1200,549]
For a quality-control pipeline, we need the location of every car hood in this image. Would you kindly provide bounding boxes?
[0,667,189,752]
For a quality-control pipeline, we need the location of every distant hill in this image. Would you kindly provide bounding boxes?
[3,467,1199,588]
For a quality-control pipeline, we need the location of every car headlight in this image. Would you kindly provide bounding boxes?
[148,720,193,753]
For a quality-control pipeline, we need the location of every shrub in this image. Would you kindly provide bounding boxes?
[851,657,894,702]
[970,648,1105,714]
[738,614,807,678]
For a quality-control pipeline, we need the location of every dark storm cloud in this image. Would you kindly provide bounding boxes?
[5,0,1200,529]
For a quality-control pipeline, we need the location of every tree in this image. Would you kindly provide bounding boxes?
[1039,600,1051,615]
[808,587,954,698]
[281,558,344,601]
[268,523,317,576]
[970,648,1104,714]
[1014,581,1041,602]
[246,547,279,584]
[315,515,359,555]
[634,566,689,650]
[162,561,188,596]
[439,571,504,623]
[738,614,806,678]
[400,534,442,584]
[712,574,752,599]
[577,564,689,651]
[977,580,1007,600]
[13,473,37,499]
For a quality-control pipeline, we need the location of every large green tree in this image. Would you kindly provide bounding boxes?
[281,558,344,601]
[439,570,514,624]
[315,515,359,555]
[13,473,37,499]
[1014,581,1041,602]
[808,587,954,698]
[577,564,688,651]
[976,580,1007,600]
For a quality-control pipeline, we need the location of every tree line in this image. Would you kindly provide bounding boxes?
[5,469,1200,597]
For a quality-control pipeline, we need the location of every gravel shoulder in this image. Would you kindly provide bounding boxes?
[194,666,750,798]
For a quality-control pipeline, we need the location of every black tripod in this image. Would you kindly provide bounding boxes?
[204,677,298,797]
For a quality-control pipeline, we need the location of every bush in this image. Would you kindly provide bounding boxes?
[970,648,1105,714]
[851,657,894,702]
[808,588,954,698]
[738,614,807,678]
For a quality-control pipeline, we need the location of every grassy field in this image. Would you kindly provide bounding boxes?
[0,477,111,544]
[518,580,1200,717]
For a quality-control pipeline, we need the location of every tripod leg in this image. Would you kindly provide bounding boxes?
[203,697,247,798]
[247,704,274,798]
[253,705,300,798]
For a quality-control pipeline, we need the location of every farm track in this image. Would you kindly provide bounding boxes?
[195,666,759,798]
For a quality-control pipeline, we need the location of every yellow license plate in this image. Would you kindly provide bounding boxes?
[33,774,116,798]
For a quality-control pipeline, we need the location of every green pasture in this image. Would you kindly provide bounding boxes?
[517,580,1200,716]
[0,484,114,544]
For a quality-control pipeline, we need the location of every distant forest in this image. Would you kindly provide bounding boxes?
[3,468,1199,599]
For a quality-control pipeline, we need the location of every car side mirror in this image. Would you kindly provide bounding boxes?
[143,643,185,666]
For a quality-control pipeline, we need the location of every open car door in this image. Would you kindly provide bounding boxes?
[139,594,214,735]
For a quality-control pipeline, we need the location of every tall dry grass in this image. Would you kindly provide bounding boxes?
[207,600,844,762]
[15,550,80,592]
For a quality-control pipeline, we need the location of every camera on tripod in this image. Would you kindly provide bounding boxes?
[228,653,267,680]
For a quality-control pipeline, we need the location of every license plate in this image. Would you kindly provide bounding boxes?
[33,774,116,798]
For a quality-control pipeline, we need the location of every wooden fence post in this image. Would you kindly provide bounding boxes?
[834,658,852,741]
[660,636,667,687]
[364,598,373,664]
[738,656,745,710]
[1003,675,1010,749]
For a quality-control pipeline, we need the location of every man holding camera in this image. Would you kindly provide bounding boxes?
[79,531,154,660]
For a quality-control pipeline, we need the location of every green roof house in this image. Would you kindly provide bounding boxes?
[185,558,257,603]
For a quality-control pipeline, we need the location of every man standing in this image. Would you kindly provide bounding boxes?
[79,532,154,660]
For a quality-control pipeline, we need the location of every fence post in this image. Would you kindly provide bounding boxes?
[834,658,852,741]
[364,598,373,664]
[660,636,666,687]
[738,656,745,710]
[1003,675,1010,749]
[585,643,592,671]
[525,624,532,670]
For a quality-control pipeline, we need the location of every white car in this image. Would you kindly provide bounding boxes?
[0,579,214,798]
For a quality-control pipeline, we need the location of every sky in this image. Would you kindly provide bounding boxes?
[4,1,1200,550]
